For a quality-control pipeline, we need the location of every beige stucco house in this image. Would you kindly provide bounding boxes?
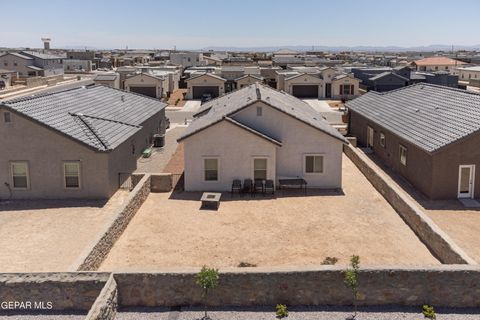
[0,86,166,200]
[331,74,360,99]
[283,73,324,99]
[186,73,226,99]
[94,73,120,89]
[235,74,264,89]
[124,73,165,99]
[178,83,346,192]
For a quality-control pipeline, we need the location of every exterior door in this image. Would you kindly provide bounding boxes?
[367,126,374,148]
[458,165,475,199]
[325,83,332,98]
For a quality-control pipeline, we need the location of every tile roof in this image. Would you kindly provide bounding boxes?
[21,51,64,60]
[0,52,33,60]
[186,73,226,82]
[94,73,118,81]
[369,71,409,82]
[1,86,166,152]
[346,83,480,153]
[414,56,466,66]
[180,83,346,143]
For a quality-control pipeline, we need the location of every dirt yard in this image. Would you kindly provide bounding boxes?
[167,89,187,108]
[0,190,129,272]
[100,155,438,271]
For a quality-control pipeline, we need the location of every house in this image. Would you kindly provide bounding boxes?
[235,74,264,89]
[283,73,324,98]
[124,73,165,99]
[185,73,226,99]
[93,73,120,89]
[170,52,204,68]
[368,72,410,92]
[0,86,166,200]
[178,83,346,192]
[347,83,480,200]
[0,51,64,77]
[0,69,15,90]
[457,66,480,85]
[331,74,360,99]
[64,59,93,72]
[412,56,466,73]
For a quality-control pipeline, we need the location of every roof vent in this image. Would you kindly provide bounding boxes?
[121,95,125,102]
[415,108,420,112]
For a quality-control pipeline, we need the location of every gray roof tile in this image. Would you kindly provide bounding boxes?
[346,83,480,153]
[1,86,166,152]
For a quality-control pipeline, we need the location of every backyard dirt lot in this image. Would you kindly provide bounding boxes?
[100,155,439,271]
[0,190,128,272]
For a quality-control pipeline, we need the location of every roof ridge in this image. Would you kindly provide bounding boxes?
[70,113,111,151]
[3,85,91,104]
[79,114,141,128]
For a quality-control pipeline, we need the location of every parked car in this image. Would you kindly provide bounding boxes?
[201,93,212,104]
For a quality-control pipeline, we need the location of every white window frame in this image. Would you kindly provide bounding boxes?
[458,164,475,199]
[63,161,81,189]
[380,132,386,148]
[203,157,219,182]
[10,161,30,190]
[252,157,268,180]
[399,145,407,166]
[303,154,325,175]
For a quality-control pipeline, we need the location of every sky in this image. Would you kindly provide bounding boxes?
[1,0,479,49]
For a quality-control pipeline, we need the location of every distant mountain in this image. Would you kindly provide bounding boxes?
[201,44,480,53]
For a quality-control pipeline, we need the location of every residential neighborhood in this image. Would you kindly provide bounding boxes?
[1,0,480,319]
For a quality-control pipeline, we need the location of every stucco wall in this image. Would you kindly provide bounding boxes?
[236,76,262,88]
[0,108,111,199]
[186,74,225,99]
[0,54,34,76]
[232,101,343,188]
[331,76,359,99]
[114,265,480,308]
[184,120,276,191]
[284,74,323,99]
[124,74,163,98]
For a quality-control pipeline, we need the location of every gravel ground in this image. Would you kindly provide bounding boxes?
[0,311,85,320]
[116,306,480,320]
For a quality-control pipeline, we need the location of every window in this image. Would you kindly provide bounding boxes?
[399,145,407,166]
[204,158,218,181]
[64,162,81,188]
[13,62,17,66]
[3,62,7,66]
[11,162,29,189]
[253,158,267,180]
[256,106,263,116]
[305,155,324,174]
[380,132,386,148]
[340,84,354,95]
[4,112,11,123]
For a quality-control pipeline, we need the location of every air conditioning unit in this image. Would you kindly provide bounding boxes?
[153,134,165,148]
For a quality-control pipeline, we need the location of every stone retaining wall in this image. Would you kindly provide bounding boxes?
[343,144,476,265]
[85,274,118,320]
[114,265,480,308]
[0,273,109,311]
[75,174,151,271]
[150,173,172,192]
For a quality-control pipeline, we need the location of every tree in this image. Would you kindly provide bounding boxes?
[344,255,360,319]
[195,266,220,320]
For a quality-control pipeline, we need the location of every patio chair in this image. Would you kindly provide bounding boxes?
[253,179,264,196]
[264,179,275,195]
[243,179,253,195]
[231,179,242,196]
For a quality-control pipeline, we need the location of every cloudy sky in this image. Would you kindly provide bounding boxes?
[1,0,479,49]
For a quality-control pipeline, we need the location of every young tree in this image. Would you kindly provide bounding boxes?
[195,266,220,320]
[344,255,360,319]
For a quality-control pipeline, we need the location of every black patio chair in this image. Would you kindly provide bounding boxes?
[231,179,242,196]
[264,179,275,195]
[253,179,264,197]
[243,179,253,195]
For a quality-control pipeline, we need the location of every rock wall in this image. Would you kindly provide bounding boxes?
[343,144,476,265]
[150,173,172,192]
[75,174,151,271]
[85,274,118,320]
[0,273,109,311]
[114,266,480,308]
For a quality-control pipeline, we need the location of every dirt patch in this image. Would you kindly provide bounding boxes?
[100,155,438,271]
[0,190,129,272]
[162,142,184,174]
[167,89,187,108]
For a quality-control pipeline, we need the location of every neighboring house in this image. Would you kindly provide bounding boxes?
[64,59,93,72]
[124,73,165,99]
[368,72,410,92]
[347,83,480,200]
[235,74,264,89]
[283,73,324,98]
[178,83,346,192]
[0,52,64,77]
[94,73,120,89]
[412,56,466,73]
[0,69,15,90]
[185,73,226,99]
[0,85,167,200]
[170,52,204,68]
[457,66,480,85]
[331,74,360,99]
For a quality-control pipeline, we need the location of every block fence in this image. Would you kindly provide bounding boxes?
[343,143,477,265]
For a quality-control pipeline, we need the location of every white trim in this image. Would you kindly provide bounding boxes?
[10,161,30,190]
[399,144,407,166]
[367,126,374,148]
[303,154,325,175]
[458,164,475,199]
[380,132,386,148]
[63,161,81,189]
[203,157,220,182]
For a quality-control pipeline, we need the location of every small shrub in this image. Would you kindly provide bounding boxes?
[321,256,338,265]
[76,75,81,81]
[276,304,288,319]
[175,98,180,106]
[195,266,219,320]
[422,305,436,319]
[237,261,257,267]
[344,255,360,319]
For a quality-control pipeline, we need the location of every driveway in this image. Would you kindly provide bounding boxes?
[302,99,344,124]
[182,100,202,112]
